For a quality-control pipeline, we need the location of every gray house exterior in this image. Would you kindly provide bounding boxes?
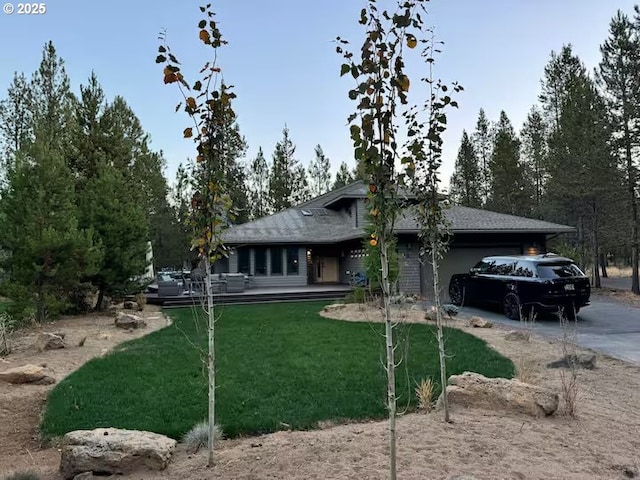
[222,181,575,298]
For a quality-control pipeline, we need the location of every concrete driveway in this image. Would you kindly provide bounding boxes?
[458,298,640,365]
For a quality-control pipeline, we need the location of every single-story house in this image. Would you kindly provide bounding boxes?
[221,181,574,298]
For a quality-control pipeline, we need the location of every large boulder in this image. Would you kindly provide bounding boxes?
[0,364,48,384]
[547,353,596,370]
[34,332,66,351]
[114,312,146,330]
[59,428,177,479]
[437,371,558,417]
[468,316,493,328]
[504,330,530,342]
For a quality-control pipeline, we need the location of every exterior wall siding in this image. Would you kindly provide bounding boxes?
[340,248,366,284]
[397,242,422,295]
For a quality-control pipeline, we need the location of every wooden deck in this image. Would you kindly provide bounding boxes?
[146,284,353,307]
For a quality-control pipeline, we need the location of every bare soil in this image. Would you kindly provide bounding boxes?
[1,302,640,480]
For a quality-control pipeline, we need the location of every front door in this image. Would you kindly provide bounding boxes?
[314,256,339,283]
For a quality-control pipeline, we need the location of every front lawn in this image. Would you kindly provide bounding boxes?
[41,301,514,439]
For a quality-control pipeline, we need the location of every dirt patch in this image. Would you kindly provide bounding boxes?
[1,303,640,480]
[0,307,169,479]
[592,287,640,308]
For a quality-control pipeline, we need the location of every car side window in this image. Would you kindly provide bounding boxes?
[483,260,515,276]
[513,261,536,277]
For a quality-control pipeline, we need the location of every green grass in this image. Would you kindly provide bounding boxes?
[41,301,514,440]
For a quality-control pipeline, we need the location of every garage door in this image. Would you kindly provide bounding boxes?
[422,246,521,301]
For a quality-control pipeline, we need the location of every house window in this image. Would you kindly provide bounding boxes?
[255,248,267,276]
[238,248,250,274]
[286,247,299,275]
[271,248,283,275]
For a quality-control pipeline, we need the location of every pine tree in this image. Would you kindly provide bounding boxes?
[0,138,100,321]
[598,9,640,293]
[333,161,354,189]
[520,106,548,218]
[488,111,532,216]
[0,72,33,174]
[544,59,618,284]
[269,126,306,211]
[308,144,332,197]
[540,45,586,131]
[449,130,482,207]
[471,108,493,206]
[246,147,270,219]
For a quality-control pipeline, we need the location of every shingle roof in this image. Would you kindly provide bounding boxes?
[225,182,575,244]
[396,206,575,234]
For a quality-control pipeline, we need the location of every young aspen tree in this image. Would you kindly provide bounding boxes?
[338,1,458,476]
[404,33,462,423]
[157,4,237,466]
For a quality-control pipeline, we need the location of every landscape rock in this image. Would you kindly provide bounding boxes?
[547,353,596,370]
[424,306,438,321]
[59,428,177,479]
[114,312,146,330]
[34,332,66,351]
[469,316,493,328]
[437,371,559,417]
[323,304,346,312]
[73,472,94,480]
[0,364,47,384]
[123,301,137,310]
[504,330,530,342]
[32,375,56,385]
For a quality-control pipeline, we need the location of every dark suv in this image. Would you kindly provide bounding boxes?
[448,254,590,320]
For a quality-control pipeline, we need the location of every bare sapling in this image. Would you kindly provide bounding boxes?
[557,305,579,416]
[157,3,238,466]
[405,31,462,422]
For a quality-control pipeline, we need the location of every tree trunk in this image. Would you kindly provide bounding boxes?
[431,237,449,422]
[379,236,396,480]
[623,121,639,294]
[36,288,46,323]
[205,256,216,467]
[95,284,105,311]
[592,205,601,289]
[599,253,608,279]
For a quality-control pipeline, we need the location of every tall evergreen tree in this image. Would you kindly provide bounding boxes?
[333,161,355,189]
[0,72,33,174]
[488,111,532,216]
[598,10,640,293]
[449,130,482,207]
[520,106,548,218]
[471,108,493,206]
[246,147,270,219]
[308,144,332,197]
[544,58,617,285]
[28,41,75,153]
[0,136,100,321]
[539,44,586,130]
[83,162,149,309]
[268,126,306,211]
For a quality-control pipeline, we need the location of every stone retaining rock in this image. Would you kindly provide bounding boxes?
[59,428,176,479]
[469,316,493,328]
[34,332,66,351]
[0,364,48,384]
[114,312,146,330]
[437,371,558,417]
[547,353,596,370]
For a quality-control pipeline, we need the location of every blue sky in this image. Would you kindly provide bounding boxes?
[0,0,636,188]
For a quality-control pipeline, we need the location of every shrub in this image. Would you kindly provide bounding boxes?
[65,283,94,314]
[182,420,224,452]
[345,286,367,304]
[0,312,15,356]
[5,472,41,480]
[134,292,147,311]
[415,377,435,412]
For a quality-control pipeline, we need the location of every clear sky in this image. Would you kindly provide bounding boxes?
[0,0,636,188]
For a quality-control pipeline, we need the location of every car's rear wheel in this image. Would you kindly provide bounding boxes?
[503,292,522,320]
[449,279,463,306]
